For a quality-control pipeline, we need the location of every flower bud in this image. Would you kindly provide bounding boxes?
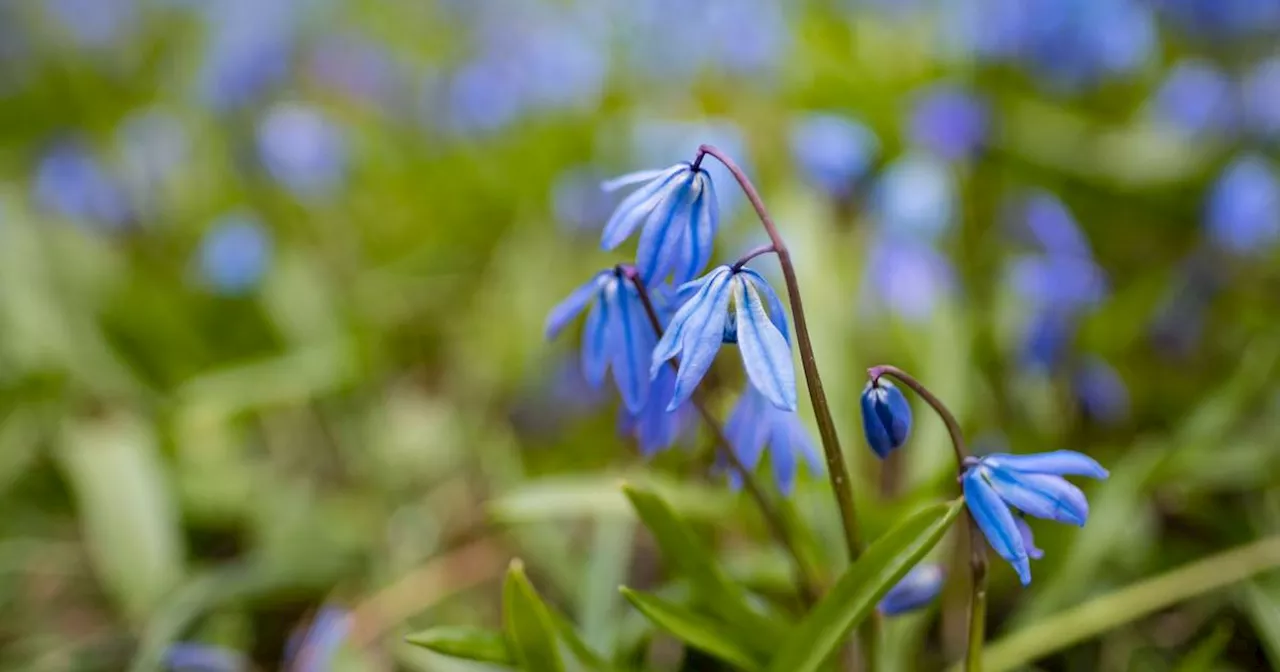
[878,564,944,616]
[860,379,912,458]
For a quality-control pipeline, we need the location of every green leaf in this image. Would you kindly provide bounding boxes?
[768,499,964,672]
[1241,581,1280,669]
[489,475,734,524]
[621,483,780,649]
[969,535,1280,672]
[405,626,514,665]
[620,588,763,672]
[504,560,565,672]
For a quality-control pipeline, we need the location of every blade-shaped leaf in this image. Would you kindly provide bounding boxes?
[621,483,781,648]
[1241,581,1280,669]
[504,560,565,672]
[621,588,764,672]
[768,499,964,672]
[405,626,513,665]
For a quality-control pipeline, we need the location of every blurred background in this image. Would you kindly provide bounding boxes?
[2,0,1280,670]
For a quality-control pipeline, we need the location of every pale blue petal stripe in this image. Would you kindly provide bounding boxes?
[581,295,611,387]
[964,469,1031,585]
[984,451,1109,479]
[601,163,684,192]
[544,272,605,340]
[734,277,797,411]
[668,270,732,409]
[740,268,790,344]
[611,288,654,414]
[601,165,687,250]
[988,468,1089,526]
[636,179,694,283]
[650,271,720,377]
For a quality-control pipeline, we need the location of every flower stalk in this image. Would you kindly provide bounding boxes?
[867,364,987,671]
[622,265,821,606]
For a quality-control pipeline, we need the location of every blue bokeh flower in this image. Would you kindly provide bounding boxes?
[872,153,957,242]
[601,163,719,285]
[907,84,990,161]
[257,102,347,199]
[963,450,1109,585]
[196,213,273,296]
[788,113,880,199]
[33,140,132,230]
[863,237,956,323]
[652,265,795,411]
[620,365,695,457]
[163,642,248,671]
[286,606,351,672]
[196,0,299,111]
[724,387,821,495]
[545,269,658,414]
[1147,59,1235,138]
[878,563,944,616]
[1242,56,1280,140]
[1073,357,1130,425]
[860,379,913,459]
[45,0,137,49]
[1205,153,1280,254]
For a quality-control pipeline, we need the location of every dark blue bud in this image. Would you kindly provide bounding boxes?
[860,379,912,459]
[722,310,738,344]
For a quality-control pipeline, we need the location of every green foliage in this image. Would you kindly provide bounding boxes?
[620,588,764,672]
[503,561,567,672]
[405,626,514,666]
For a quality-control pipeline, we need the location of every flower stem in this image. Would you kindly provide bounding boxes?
[623,266,821,606]
[697,145,863,560]
[698,145,870,672]
[867,364,987,672]
[731,244,777,272]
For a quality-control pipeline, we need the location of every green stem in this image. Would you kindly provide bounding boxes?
[960,535,1280,672]
[698,144,869,671]
[868,365,986,671]
[625,267,821,607]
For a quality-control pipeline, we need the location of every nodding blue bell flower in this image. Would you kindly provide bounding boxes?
[962,450,1109,585]
[651,265,795,412]
[600,162,719,285]
[860,379,912,459]
[545,269,658,414]
[619,365,695,457]
[724,387,822,495]
[878,563,945,616]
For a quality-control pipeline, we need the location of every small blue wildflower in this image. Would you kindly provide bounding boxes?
[197,213,273,296]
[1073,357,1130,425]
[1147,59,1236,138]
[873,153,956,242]
[878,563,945,616]
[1206,154,1280,254]
[907,84,990,161]
[33,140,132,230]
[962,450,1108,585]
[601,163,719,285]
[863,237,955,322]
[45,0,137,49]
[788,113,880,199]
[1242,56,1280,140]
[286,606,351,672]
[619,365,695,457]
[1008,254,1107,313]
[1020,308,1075,372]
[652,266,795,411]
[257,102,346,199]
[1016,191,1092,259]
[724,387,822,495]
[163,642,246,671]
[860,379,913,459]
[196,0,298,111]
[545,269,658,414]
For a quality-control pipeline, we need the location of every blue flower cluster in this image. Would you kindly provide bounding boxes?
[547,157,814,491]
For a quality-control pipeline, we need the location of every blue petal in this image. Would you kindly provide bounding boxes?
[601,166,680,192]
[601,164,687,250]
[635,177,694,283]
[610,286,656,414]
[739,268,789,343]
[726,389,770,472]
[987,468,1089,526]
[650,271,720,378]
[983,451,1109,479]
[878,563,944,616]
[674,171,719,284]
[545,272,606,340]
[668,269,733,409]
[734,275,797,411]
[633,366,681,456]
[1014,517,1045,560]
[581,294,611,387]
[963,469,1031,585]
[769,417,798,495]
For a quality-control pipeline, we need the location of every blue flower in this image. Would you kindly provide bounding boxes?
[257,102,347,199]
[788,113,880,199]
[1148,59,1236,138]
[620,365,695,457]
[286,606,351,672]
[1073,357,1130,425]
[196,0,298,111]
[962,450,1109,585]
[163,642,247,671]
[724,387,822,495]
[860,379,913,459]
[878,563,944,616]
[863,237,955,322]
[873,153,956,242]
[545,269,658,414]
[601,163,719,285]
[652,266,795,411]
[1242,56,1280,140]
[907,84,990,161]
[1015,191,1093,259]
[1205,154,1280,254]
[197,213,273,296]
[33,140,132,230]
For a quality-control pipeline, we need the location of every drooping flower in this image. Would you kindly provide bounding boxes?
[1147,59,1236,138]
[545,269,658,414]
[907,84,990,161]
[1205,154,1280,255]
[878,563,945,616]
[257,102,346,199]
[724,387,822,495]
[860,379,913,459]
[619,364,695,457]
[651,265,795,411]
[788,113,880,199]
[196,213,273,296]
[1072,357,1130,425]
[962,450,1109,585]
[600,163,719,285]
